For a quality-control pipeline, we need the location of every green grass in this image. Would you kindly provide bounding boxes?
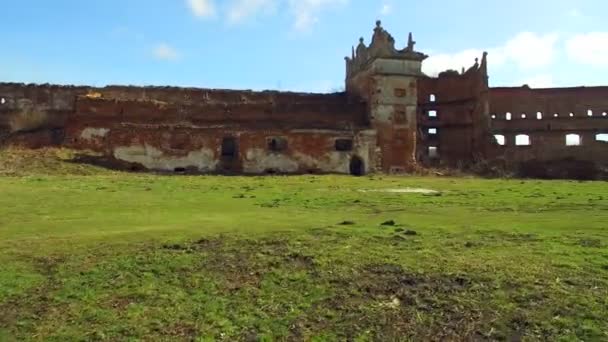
[0,149,607,341]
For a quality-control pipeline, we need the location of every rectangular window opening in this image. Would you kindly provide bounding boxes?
[566,134,581,146]
[515,134,531,146]
[394,88,407,97]
[335,139,354,152]
[494,134,506,146]
[267,137,288,152]
[428,146,439,159]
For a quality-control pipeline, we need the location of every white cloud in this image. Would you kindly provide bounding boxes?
[422,32,558,76]
[186,0,346,31]
[153,43,180,61]
[565,32,608,67]
[423,49,487,76]
[187,0,216,18]
[288,0,348,32]
[227,0,276,23]
[520,74,554,88]
[380,3,392,16]
[568,9,583,18]
[501,32,559,69]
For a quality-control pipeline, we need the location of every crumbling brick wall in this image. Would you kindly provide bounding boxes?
[416,56,492,168]
[488,86,608,178]
[0,83,90,146]
[67,91,375,174]
[2,78,607,178]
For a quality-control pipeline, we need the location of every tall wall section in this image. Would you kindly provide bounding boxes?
[488,86,608,176]
[417,54,492,168]
[0,83,376,174]
[345,21,428,173]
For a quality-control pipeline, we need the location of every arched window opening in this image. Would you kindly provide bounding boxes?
[602,112,607,117]
[569,113,575,117]
[429,94,436,102]
[587,109,593,117]
[553,113,559,118]
[428,146,439,159]
[491,114,496,119]
[566,134,581,146]
[506,112,512,121]
[0,97,5,105]
[596,134,608,142]
[521,113,527,119]
[536,112,543,120]
[494,135,506,146]
[515,134,531,146]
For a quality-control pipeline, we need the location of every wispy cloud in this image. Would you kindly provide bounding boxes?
[520,74,555,88]
[227,0,276,24]
[502,32,559,69]
[567,8,587,19]
[423,32,559,76]
[289,0,348,32]
[423,49,488,76]
[187,0,216,19]
[185,0,347,32]
[380,3,392,16]
[566,32,608,67]
[153,43,180,61]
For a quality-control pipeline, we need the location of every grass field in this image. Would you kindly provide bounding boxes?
[0,149,607,341]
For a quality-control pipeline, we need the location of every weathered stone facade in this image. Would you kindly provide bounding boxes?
[1,22,607,177]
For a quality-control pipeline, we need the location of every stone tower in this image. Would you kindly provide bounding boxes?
[345,21,428,172]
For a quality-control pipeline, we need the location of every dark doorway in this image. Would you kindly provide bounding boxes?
[349,156,365,176]
[221,137,237,158]
[220,137,240,173]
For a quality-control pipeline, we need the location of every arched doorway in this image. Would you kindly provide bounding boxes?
[349,156,365,176]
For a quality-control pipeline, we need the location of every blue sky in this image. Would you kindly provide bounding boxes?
[1,0,607,92]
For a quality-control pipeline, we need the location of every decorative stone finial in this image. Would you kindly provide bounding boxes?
[480,51,489,81]
[346,21,428,80]
[464,56,482,75]
[407,32,416,51]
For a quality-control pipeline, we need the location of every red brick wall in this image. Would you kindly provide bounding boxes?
[489,87,608,165]
[417,69,491,167]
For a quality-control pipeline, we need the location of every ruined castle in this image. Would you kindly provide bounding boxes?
[1,22,607,177]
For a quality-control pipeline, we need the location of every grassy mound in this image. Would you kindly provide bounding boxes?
[0,147,113,176]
